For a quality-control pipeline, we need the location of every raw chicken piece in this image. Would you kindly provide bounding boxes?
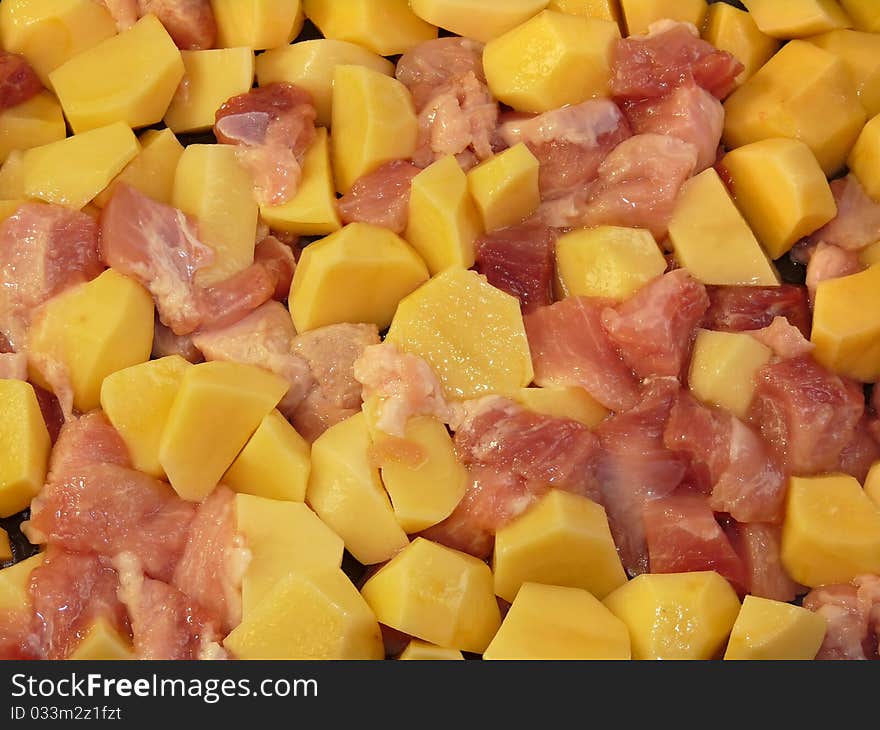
[0,50,43,111]
[807,175,880,251]
[804,575,880,660]
[98,0,216,48]
[725,521,804,603]
[152,318,204,363]
[337,160,421,235]
[254,234,296,302]
[702,284,811,336]
[805,242,863,302]
[749,316,814,360]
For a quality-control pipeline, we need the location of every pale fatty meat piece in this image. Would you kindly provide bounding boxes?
[807,175,880,251]
[748,316,815,360]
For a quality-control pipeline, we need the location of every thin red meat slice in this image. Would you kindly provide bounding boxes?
[139,0,217,50]
[254,234,296,301]
[804,575,880,660]
[808,175,880,251]
[805,242,863,303]
[725,521,803,603]
[602,269,709,379]
[0,50,43,112]
[749,316,814,360]
[475,223,556,313]
[152,318,204,363]
[337,160,421,235]
[525,296,640,412]
[748,355,865,476]
[702,284,812,336]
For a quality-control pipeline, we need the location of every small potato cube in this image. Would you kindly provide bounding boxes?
[742,0,851,39]
[331,65,418,194]
[807,29,880,117]
[688,329,772,419]
[703,4,781,87]
[781,474,880,586]
[467,143,540,232]
[555,225,666,300]
[399,640,464,660]
[493,490,627,603]
[386,267,534,399]
[49,15,184,134]
[514,387,609,428]
[172,144,258,287]
[0,92,66,165]
[724,41,865,176]
[164,48,255,134]
[724,596,826,660]
[549,0,620,23]
[306,412,409,565]
[0,529,10,561]
[848,114,880,201]
[159,361,289,502]
[224,569,384,660]
[0,554,44,613]
[69,619,134,660]
[234,493,343,614]
[256,40,394,128]
[0,380,49,518]
[668,168,779,285]
[223,411,311,502]
[304,0,437,56]
[22,122,139,210]
[603,571,741,660]
[483,11,620,113]
[484,582,630,660]
[212,0,304,51]
[289,222,429,332]
[28,269,154,413]
[406,155,482,274]
[100,355,192,479]
[361,537,501,653]
[620,0,707,35]
[0,152,25,199]
[259,128,341,237]
[865,461,880,508]
[410,0,549,43]
[840,0,880,32]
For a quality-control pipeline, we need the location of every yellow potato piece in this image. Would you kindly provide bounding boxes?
[304,0,437,56]
[807,29,880,117]
[234,493,343,614]
[483,11,620,113]
[398,640,465,660]
[306,412,408,565]
[159,361,289,502]
[514,387,609,428]
[703,4,781,87]
[840,0,880,32]
[668,168,779,285]
[406,155,482,275]
[724,596,826,661]
[484,582,630,660]
[212,0,304,51]
[172,144,258,287]
[849,114,880,201]
[493,490,627,604]
[22,121,139,210]
[331,65,417,194]
[467,143,540,232]
[861,241,880,266]
[0,92,66,165]
[28,269,154,413]
[69,619,135,661]
[0,152,25,200]
[781,474,880,587]
[386,267,534,400]
[256,39,394,128]
[0,381,49,519]
[620,0,707,35]
[0,528,10,561]
[549,0,621,23]
[49,14,184,134]
[603,571,741,660]
[865,461,880,508]
[742,0,851,39]
[289,222,429,332]
[164,48,255,134]
[555,225,666,300]
[723,41,865,176]
[259,128,341,237]
[688,329,772,420]
[224,569,384,660]
[224,410,311,503]
[361,537,501,653]
[0,554,43,614]
[410,0,549,43]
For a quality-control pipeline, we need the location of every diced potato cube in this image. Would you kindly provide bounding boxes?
[723,41,865,176]
[807,29,880,117]
[0,151,25,199]
[224,411,311,503]
[289,222,429,332]
[0,381,50,518]
[410,0,549,43]
[399,640,465,660]
[668,168,779,285]
[703,3,781,86]
[493,490,627,603]
[361,537,501,653]
[164,48,255,134]
[549,0,620,23]
[603,571,741,660]
[304,0,437,56]
[100,355,191,479]
[306,412,408,565]
[49,15,184,134]
[484,582,630,660]
[742,0,851,39]
[212,0,304,51]
[22,122,139,210]
[259,128,341,237]
[172,144,258,287]
[555,225,666,300]
[723,138,837,259]
[69,619,134,660]
[234,493,343,614]
[0,554,43,613]
[467,143,540,232]
[514,387,609,427]
[781,474,880,587]
[620,0,707,35]
[812,264,880,381]
[0,92,65,165]
[0,0,117,87]
[386,267,534,399]
[840,0,880,32]
[723,596,826,660]
[0,529,10,561]
[256,39,394,128]
[159,361,289,502]
[483,11,620,113]
[28,269,154,413]
[224,569,384,659]
[865,461,880,508]
[331,65,417,194]
[848,113,880,201]
[406,155,482,275]
[688,329,772,419]
[861,241,880,266]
